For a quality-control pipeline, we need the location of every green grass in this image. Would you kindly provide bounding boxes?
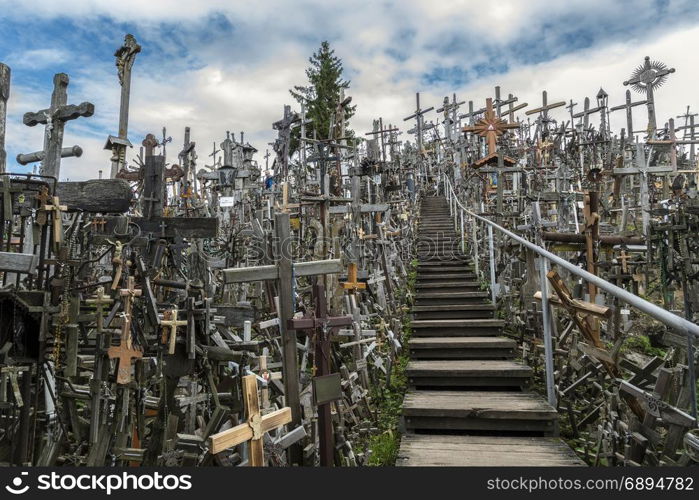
[365,259,416,466]
[621,334,666,358]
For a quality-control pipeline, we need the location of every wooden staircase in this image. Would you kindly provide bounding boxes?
[397,196,584,466]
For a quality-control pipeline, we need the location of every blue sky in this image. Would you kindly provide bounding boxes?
[0,0,698,179]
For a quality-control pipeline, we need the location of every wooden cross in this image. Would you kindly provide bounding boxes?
[208,374,292,466]
[610,89,647,141]
[623,56,675,137]
[107,276,142,385]
[288,281,352,466]
[0,63,8,173]
[85,286,113,332]
[275,181,299,214]
[43,196,67,247]
[525,90,566,137]
[21,73,94,179]
[341,262,366,292]
[161,308,188,355]
[462,98,519,166]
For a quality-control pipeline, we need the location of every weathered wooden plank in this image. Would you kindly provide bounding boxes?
[0,252,37,273]
[397,435,585,466]
[56,179,133,213]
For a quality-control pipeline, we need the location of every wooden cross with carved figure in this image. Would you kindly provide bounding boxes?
[208,374,292,465]
[462,97,519,167]
[107,276,142,384]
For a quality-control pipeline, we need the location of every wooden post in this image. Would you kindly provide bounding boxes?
[0,62,9,173]
[274,211,302,464]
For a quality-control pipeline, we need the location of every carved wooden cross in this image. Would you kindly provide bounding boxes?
[161,308,188,355]
[463,98,519,162]
[21,73,94,179]
[107,276,142,384]
[208,374,292,466]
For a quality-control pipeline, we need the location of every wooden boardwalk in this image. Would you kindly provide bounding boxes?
[397,196,585,467]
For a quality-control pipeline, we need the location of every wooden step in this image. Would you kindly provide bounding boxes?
[403,391,558,434]
[411,318,504,337]
[415,282,481,293]
[417,265,473,273]
[406,360,531,388]
[412,303,493,320]
[397,435,584,466]
[415,291,489,306]
[409,336,515,359]
[416,273,477,281]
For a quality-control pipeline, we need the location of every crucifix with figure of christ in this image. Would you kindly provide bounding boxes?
[20,73,94,179]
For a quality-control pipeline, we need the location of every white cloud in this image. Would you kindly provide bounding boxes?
[1,1,697,179]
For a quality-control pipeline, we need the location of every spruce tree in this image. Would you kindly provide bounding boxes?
[290,41,356,143]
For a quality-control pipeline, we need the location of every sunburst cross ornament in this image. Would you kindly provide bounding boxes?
[623,56,675,138]
[462,97,519,167]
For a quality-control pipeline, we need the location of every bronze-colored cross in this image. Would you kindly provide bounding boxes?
[107,276,142,385]
[160,308,188,355]
[85,286,113,332]
[462,97,520,157]
[341,262,366,292]
[208,374,292,465]
[91,218,107,232]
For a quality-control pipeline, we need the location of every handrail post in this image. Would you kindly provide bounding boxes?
[687,333,697,420]
[487,223,496,304]
[471,216,480,277]
[460,208,465,253]
[539,256,557,407]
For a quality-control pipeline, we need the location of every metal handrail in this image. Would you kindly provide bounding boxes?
[443,175,697,418]
[444,176,699,339]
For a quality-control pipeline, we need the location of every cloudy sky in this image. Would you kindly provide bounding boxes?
[0,0,698,180]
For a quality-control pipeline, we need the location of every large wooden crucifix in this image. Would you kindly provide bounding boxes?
[107,34,141,179]
[0,62,9,173]
[288,281,352,466]
[21,73,94,179]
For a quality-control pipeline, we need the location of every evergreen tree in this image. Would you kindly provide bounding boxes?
[290,41,356,144]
